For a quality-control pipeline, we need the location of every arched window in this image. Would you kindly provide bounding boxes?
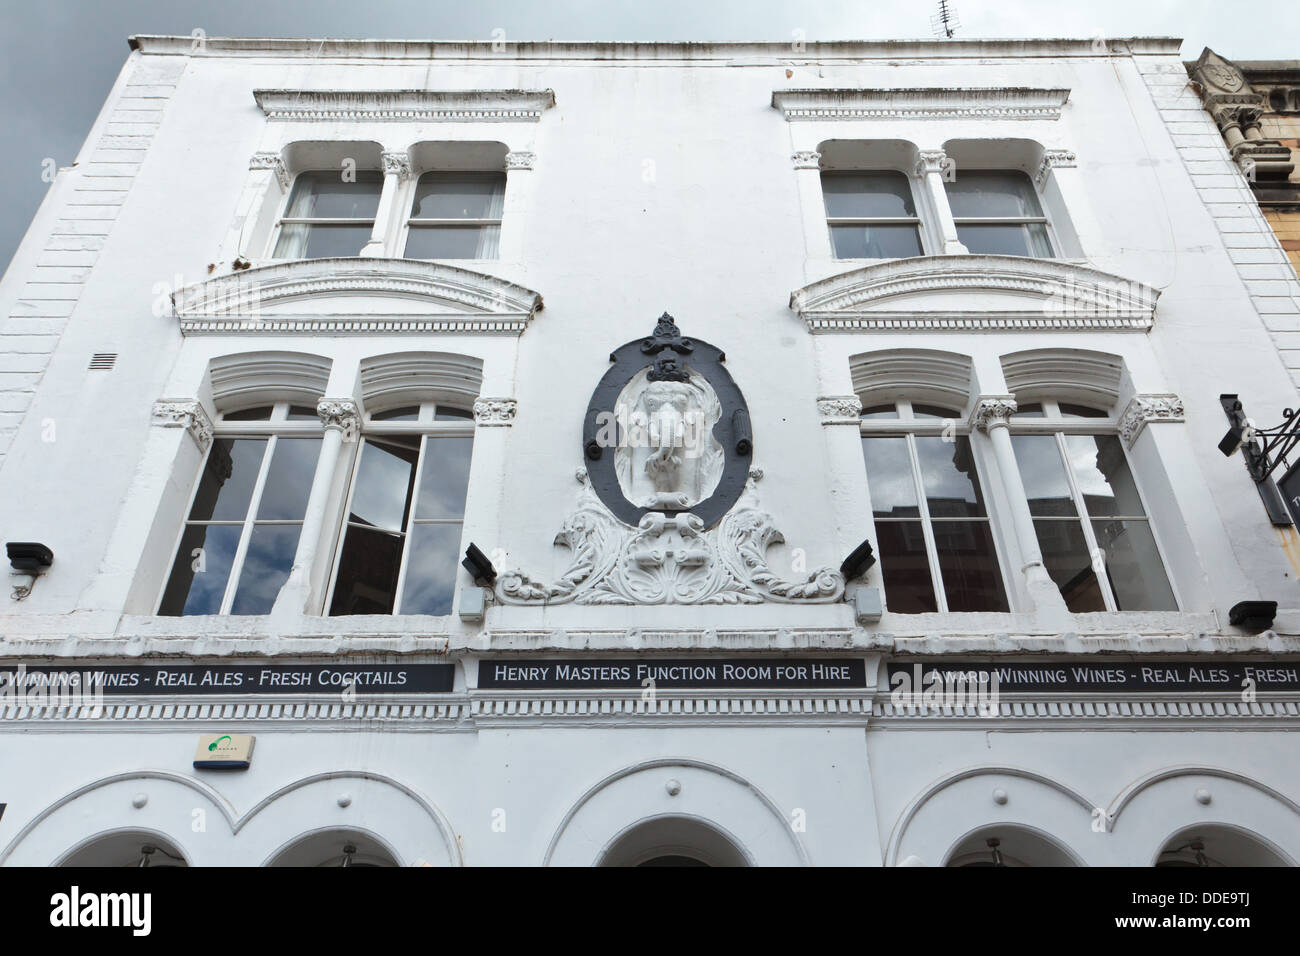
[326,401,474,616]
[861,399,1008,613]
[158,401,323,615]
[1008,400,1176,612]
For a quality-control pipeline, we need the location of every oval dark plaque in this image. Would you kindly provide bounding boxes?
[581,313,752,528]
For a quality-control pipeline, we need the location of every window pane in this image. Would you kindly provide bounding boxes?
[434,406,474,421]
[400,523,462,615]
[1059,403,1108,419]
[955,222,1053,258]
[188,438,266,522]
[158,524,242,615]
[911,404,960,420]
[914,436,988,518]
[945,171,1044,218]
[371,406,420,422]
[1064,434,1147,517]
[404,224,499,259]
[229,524,301,615]
[286,405,319,420]
[862,437,919,518]
[933,520,1008,612]
[860,404,899,419]
[874,521,937,612]
[277,223,374,259]
[286,170,382,219]
[329,526,404,615]
[348,437,420,531]
[255,437,321,520]
[1093,518,1176,611]
[223,406,273,421]
[415,436,473,519]
[1012,435,1078,517]
[822,172,916,218]
[829,223,922,259]
[411,172,505,219]
[1014,402,1045,418]
[1033,519,1106,612]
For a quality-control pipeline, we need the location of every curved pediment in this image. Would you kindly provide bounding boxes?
[172,258,543,334]
[789,255,1159,332]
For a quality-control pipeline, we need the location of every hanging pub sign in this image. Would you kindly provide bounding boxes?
[1276,459,1300,527]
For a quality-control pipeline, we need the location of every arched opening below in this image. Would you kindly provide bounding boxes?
[1155,825,1292,867]
[946,827,1079,867]
[599,817,750,867]
[61,831,189,868]
[268,829,399,868]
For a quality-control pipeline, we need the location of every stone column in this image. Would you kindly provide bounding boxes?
[970,396,1068,614]
[916,150,968,255]
[271,398,359,616]
[499,151,535,260]
[791,151,831,258]
[360,151,411,258]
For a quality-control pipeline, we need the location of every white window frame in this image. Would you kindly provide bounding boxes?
[943,167,1060,259]
[860,398,1011,613]
[324,401,475,616]
[821,169,931,260]
[268,169,383,259]
[157,401,322,615]
[1007,399,1180,612]
[396,170,507,262]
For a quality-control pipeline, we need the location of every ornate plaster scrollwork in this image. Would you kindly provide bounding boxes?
[1033,149,1077,186]
[1118,393,1184,448]
[474,398,518,425]
[249,151,290,191]
[817,395,863,425]
[791,150,822,169]
[505,151,536,170]
[317,398,360,441]
[151,400,214,452]
[968,396,1018,432]
[497,470,845,605]
[381,151,412,180]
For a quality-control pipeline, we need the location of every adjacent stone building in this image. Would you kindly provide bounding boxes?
[0,34,1297,867]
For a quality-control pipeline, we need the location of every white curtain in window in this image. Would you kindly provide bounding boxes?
[273,178,317,259]
[474,178,506,259]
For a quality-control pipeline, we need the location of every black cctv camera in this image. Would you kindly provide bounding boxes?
[6,542,53,573]
[461,542,498,586]
[840,539,877,582]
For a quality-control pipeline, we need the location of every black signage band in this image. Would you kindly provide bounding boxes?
[478,658,867,690]
[0,663,455,696]
[887,661,1300,693]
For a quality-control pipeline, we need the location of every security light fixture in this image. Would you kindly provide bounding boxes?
[6,541,52,573]
[1228,600,1277,631]
[462,543,498,586]
[986,838,1004,867]
[840,539,877,581]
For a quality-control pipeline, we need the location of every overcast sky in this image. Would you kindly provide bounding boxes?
[1,0,1297,273]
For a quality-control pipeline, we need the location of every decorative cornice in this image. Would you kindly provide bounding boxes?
[788,255,1160,332]
[249,151,290,190]
[381,150,412,180]
[817,395,864,424]
[253,89,556,122]
[969,395,1018,432]
[1034,148,1077,186]
[172,258,543,336]
[791,150,822,169]
[771,88,1070,122]
[473,397,517,425]
[151,399,215,452]
[1118,393,1185,447]
[317,398,361,439]
[504,151,536,170]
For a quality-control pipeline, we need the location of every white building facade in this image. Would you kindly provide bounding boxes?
[0,35,1298,867]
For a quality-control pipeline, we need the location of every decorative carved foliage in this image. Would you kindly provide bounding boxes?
[1118,393,1185,447]
[151,400,215,452]
[505,151,536,170]
[968,396,1018,432]
[473,398,518,425]
[249,151,290,190]
[791,150,822,169]
[816,395,863,425]
[316,398,361,440]
[497,474,844,606]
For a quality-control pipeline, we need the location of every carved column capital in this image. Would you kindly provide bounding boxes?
[816,395,863,425]
[317,398,360,440]
[915,149,952,178]
[151,399,215,452]
[249,151,290,191]
[968,395,1018,432]
[474,397,518,426]
[792,150,822,170]
[1118,393,1185,448]
[1034,149,1077,186]
[381,151,412,180]
[505,151,536,170]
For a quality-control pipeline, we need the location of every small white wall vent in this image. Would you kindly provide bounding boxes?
[88,353,117,370]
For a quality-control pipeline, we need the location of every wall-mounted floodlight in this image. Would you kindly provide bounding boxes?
[6,542,53,602]
[840,539,877,582]
[461,543,498,587]
[1228,600,1277,632]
